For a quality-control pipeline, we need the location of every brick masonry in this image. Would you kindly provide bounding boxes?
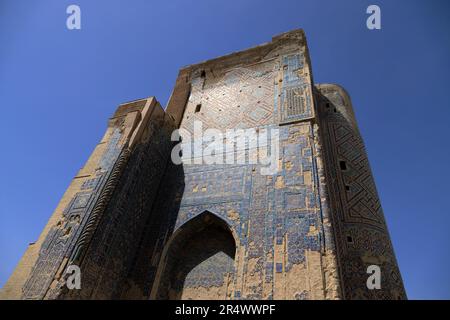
[0,29,406,300]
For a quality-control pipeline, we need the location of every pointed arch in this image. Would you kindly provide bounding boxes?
[150,211,238,300]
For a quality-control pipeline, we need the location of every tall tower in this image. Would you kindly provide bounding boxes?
[1,29,406,300]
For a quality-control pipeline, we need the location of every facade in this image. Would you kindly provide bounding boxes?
[1,29,406,300]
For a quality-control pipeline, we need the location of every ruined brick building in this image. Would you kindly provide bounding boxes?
[1,29,406,300]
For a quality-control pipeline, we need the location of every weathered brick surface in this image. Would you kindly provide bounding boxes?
[315,84,406,299]
[0,29,405,300]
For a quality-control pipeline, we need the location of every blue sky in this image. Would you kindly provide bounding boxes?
[1,0,449,299]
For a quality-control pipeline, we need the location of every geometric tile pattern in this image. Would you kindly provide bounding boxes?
[278,54,314,123]
[21,128,122,299]
[143,117,327,299]
[182,61,275,132]
[316,85,407,299]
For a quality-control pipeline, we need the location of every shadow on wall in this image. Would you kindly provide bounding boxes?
[156,211,236,300]
[124,161,238,300]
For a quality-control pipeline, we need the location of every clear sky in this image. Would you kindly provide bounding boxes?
[1,0,449,299]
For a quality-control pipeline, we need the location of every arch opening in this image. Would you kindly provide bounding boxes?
[154,212,237,300]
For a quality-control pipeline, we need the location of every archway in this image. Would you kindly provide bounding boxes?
[152,211,237,300]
